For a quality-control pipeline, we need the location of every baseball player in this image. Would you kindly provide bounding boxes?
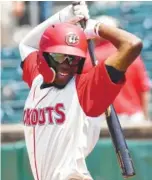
[19,2,142,180]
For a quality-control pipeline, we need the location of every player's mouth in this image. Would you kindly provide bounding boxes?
[58,71,69,76]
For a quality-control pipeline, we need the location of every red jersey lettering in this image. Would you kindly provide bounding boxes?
[55,103,65,124]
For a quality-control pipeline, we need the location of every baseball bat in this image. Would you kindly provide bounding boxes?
[72,2,135,178]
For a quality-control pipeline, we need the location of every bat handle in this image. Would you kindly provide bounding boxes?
[79,20,86,29]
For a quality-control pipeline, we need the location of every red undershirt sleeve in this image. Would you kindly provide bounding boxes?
[76,60,126,117]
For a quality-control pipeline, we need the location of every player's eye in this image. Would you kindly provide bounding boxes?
[50,53,65,64]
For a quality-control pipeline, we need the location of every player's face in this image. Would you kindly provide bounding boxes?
[52,54,82,87]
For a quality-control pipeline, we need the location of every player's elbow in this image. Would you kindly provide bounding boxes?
[125,37,143,57]
[129,38,143,54]
[122,37,143,67]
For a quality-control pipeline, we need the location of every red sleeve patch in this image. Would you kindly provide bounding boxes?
[76,60,125,117]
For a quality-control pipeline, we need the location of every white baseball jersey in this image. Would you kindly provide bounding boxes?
[20,48,124,180]
[24,74,102,180]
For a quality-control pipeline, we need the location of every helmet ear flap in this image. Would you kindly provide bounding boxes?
[37,52,56,83]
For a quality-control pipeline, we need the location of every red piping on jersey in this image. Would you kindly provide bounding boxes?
[33,128,39,180]
[33,85,37,101]
[32,87,52,180]
[33,85,39,180]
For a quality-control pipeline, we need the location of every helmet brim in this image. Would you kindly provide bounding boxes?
[43,45,86,58]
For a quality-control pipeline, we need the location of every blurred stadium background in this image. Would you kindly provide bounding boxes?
[1,1,152,180]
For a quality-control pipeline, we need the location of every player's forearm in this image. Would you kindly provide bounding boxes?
[97,24,143,71]
[19,5,74,51]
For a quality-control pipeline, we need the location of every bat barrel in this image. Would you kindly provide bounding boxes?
[106,105,136,178]
[118,148,135,178]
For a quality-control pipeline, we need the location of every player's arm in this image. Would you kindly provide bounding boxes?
[85,19,142,71]
[76,20,143,117]
[19,4,84,58]
[97,23,143,71]
[19,3,87,87]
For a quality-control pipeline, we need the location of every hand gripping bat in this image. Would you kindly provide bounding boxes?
[72,2,136,178]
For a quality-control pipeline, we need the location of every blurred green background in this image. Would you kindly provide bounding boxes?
[2,139,152,180]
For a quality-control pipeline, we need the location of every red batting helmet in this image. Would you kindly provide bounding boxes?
[39,23,88,58]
